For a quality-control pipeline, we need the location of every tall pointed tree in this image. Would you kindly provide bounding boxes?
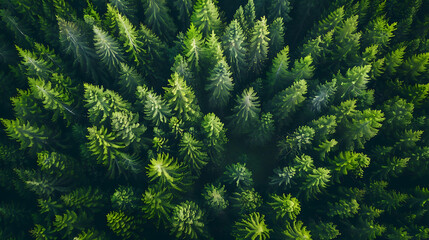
[205,59,234,109]
[222,20,248,81]
[268,0,292,22]
[191,0,222,37]
[230,87,261,134]
[248,17,270,74]
[269,17,285,58]
[142,0,176,41]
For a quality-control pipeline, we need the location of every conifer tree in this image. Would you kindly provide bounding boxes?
[170,201,206,239]
[266,46,290,94]
[206,59,234,109]
[310,79,337,113]
[401,52,429,80]
[171,54,195,87]
[269,17,285,57]
[249,112,275,145]
[268,193,301,220]
[334,15,361,61]
[106,211,137,239]
[278,125,315,157]
[243,0,256,33]
[233,212,271,240]
[141,183,173,228]
[146,153,188,191]
[118,63,144,97]
[28,77,75,125]
[93,25,124,72]
[183,23,204,73]
[384,46,406,75]
[232,188,262,214]
[223,162,254,189]
[336,65,372,100]
[268,0,292,23]
[288,55,315,82]
[270,79,307,123]
[142,0,176,40]
[293,154,315,176]
[205,30,224,66]
[174,0,193,28]
[143,90,172,126]
[230,87,261,134]
[202,184,229,213]
[269,166,295,188]
[310,6,344,38]
[164,72,200,122]
[201,113,228,158]
[222,20,247,81]
[248,17,270,74]
[109,0,136,20]
[191,0,222,37]
[1,118,50,152]
[363,17,397,48]
[179,132,208,175]
[111,111,146,146]
[15,45,52,80]
[83,83,131,125]
[300,167,331,200]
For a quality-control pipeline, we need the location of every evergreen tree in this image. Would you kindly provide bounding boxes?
[146,153,189,191]
[248,17,270,74]
[164,72,200,121]
[106,211,137,239]
[334,15,361,62]
[266,46,290,94]
[268,193,301,220]
[191,0,222,37]
[269,166,295,189]
[1,118,50,152]
[310,79,337,113]
[243,0,256,34]
[282,220,312,239]
[268,0,292,22]
[202,184,229,213]
[401,52,429,80]
[142,90,171,126]
[384,46,406,75]
[230,87,261,134]
[223,162,253,189]
[110,110,146,146]
[141,183,173,228]
[336,65,372,100]
[310,6,344,38]
[222,20,247,81]
[93,25,124,72]
[142,0,176,40]
[171,54,195,87]
[178,132,208,175]
[183,24,204,73]
[201,113,228,158]
[300,167,331,200]
[249,112,275,145]
[118,63,144,97]
[232,188,262,214]
[174,0,193,28]
[206,59,234,109]
[270,79,307,123]
[268,17,285,57]
[288,55,315,82]
[278,126,315,157]
[170,201,206,239]
[363,16,397,48]
[233,212,271,240]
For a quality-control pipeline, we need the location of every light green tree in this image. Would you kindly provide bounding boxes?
[248,17,270,74]
[233,212,272,240]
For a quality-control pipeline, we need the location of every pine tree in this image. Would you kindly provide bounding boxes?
[288,55,315,82]
[146,153,188,191]
[202,184,229,213]
[83,83,131,125]
[191,0,222,37]
[268,193,301,220]
[142,0,176,40]
[278,126,315,157]
[249,112,275,145]
[300,167,331,200]
[329,151,370,181]
[232,188,262,214]
[309,6,344,38]
[283,221,312,239]
[109,0,136,20]
[363,16,397,48]
[248,17,270,74]
[170,201,206,239]
[222,20,247,81]
[16,45,52,80]
[334,15,361,61]
[183,23,204,73]
[93,25,124,71]
[401,52,429,80]
[61,187,105,211]
[37,151,73,177]
[118,63,144,97]
[270,79,307,123]
[293,154,315,176]
[174,0,193,28]
[223,162,254,189]
[1,118,50,152]
[111,185,139,212]
[206,59,234,109]
[382,97,414,129]
[266,46,290,94]
[179,132,209,175]
[201,113,228,158]
[106,211,137,239]
[268,0,292,22]
[243,0,256,34]
[310,115,337,142]
[143,90,171,126]
[230,87,261,134]
[171,54,195,87]
[269,17,285,57]
[28,77,75,125]
[269,166,296,188]
[204,30,224,66]
[336,65,372,100]
[384,46,406,75]
[310,79,337,113]
[141,183,173,228]
[233,212,271,240]
[309,221,340,240]
[111,110,146,146]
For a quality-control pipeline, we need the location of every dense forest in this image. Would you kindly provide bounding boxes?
[0,0,428,239]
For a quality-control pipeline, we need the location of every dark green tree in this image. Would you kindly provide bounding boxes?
[268,0,292,22]
[202,184,229,213]
[142,0,176,40]
[191,0,222,37]
[283,220,312,239]
[248,17,270,74]
[170,201,206,239]
[230,87,261,134]
[222,19,248,81]
[106,211,137,239]
[206,59,235,109]
[269,17,285,57]
[270,79,307,123]
[223,162,253,189]
[141,183,173,228]
[92,25,124,72]
[266,46,290,94]
[300,167,331,200]
[179,132,209,175]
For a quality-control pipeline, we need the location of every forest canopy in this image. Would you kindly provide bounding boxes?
[0,0,428,239]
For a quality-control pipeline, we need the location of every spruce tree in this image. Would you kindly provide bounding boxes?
[269,17,285,58]
[191,0,222,37]
[142,0,176,40]
[248,17,270,74]
[268,0,292,22]
[230,87,261,134]
[222,20,248,81]
[205,59,234,109]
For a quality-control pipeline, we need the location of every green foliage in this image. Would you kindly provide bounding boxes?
[327,198,360,218]
[300,167,331,200]
[179,132,208,175]
[93,25,124,71]
[329,151,371,180]
[268,0,291,22]
[288,55,315,82]
[266,46,290,93]
[202,184,229,212]
[111,186,138,211]
[384,47,406,75]
[230,87,261,134]
[363,16,397,47]
[283,220,312,240]
[174,0,193,26]
[310,115,337,142]
[111,110,146,146]
[224,162,254,189]
[232,188,262,214]
[310,79,337,113]
[191,0,222,37]
[269,166,295,188]
[401,52,429,80]
[248,17,270,74]
[382,97,414,129]
[136,87,171,126]
[293,154,315,176]
[106,210,136,239]
[164,72,200,121]
[310,6,344,38]
[84,83,131,125]
[309,221,340,240]
[336,65,372,100]
[206,59,235,109]
[141,184,173,228]
[270,79,308,123]
[170,201,206,239]
[61,187,104,211]
[142,0,176,40]
[37,151,73,177]
[183,23,204,72]
[53,210,81,237]
[268,193,300,220]
[201,113,228,158]
[1,118,49,152]
[233,212,272,240]
[146,153,188,191]
[278,126,315,157]
[222,20,247,81]
[334,15,361,61]
[269,18,285,57]
[249,112,275,145]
